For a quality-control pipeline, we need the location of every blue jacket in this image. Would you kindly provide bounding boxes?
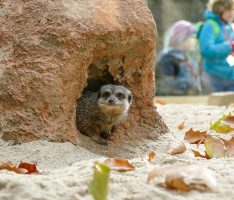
[199,10,234,79]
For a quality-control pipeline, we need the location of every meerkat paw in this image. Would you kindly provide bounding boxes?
[100,131,112,140]
[97,138,108,145]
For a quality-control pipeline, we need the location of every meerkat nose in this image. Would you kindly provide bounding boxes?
[108,99,114,104]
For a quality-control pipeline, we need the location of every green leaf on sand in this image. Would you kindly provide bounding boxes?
[88,162,110,200]
[210,113,234,133]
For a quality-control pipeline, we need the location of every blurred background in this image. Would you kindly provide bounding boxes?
[147,0,206,51]
[147,0,234,103]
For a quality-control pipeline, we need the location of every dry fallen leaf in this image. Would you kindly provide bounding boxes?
[204,135,226,158]
[103,158,135,172]
[18,162,39,174]
[165,172,190,191]
[178,121,185,130]
[148,164,217,192]
[223,137,234,157]
[184,128,208,144]
[223,115,234,130]
[166,141,188,155]
[192,149,210,159]
[0,162,27,174]
[210,113,234,133]
[148,151,155,161]
[223,115,234,123]
[0,162,39,174]
[210,122,233,133]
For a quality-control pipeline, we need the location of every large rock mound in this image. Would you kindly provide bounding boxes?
[0,0,168,156]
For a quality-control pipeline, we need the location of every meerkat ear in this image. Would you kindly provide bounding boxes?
[128,93,132,104]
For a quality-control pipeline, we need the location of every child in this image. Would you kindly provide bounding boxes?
[199,0,234,92]
[156,20,201,95]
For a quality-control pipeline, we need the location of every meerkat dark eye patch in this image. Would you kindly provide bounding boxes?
[128,94,132,103]
[116,92,124,99]
[102,91,110,98]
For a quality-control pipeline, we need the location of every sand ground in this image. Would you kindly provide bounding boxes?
[0,104,234,200]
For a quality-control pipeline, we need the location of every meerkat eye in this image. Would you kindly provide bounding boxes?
[128,93,132,103]
[116,92,124,99]
[102,91,110,98]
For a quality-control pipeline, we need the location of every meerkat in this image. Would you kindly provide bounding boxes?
[76,84,132,145]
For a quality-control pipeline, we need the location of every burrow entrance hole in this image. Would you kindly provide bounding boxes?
[83,56,126,92]
[84,63,117,92]
[75,57,127,136]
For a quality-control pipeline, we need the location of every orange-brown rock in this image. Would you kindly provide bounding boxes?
[0,0,168,156]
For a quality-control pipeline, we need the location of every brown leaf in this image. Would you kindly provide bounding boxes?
[184,128,208,144]
[148,151,155,161]
[223,115,234,123]
[166,141,187,155]
[192,149,210,159]
[204,135,226,158]
[0,161,27,174]
[148,164,217,192]
[223,116,234,129]
[165,172,190,192]
[223,137,234,157]
[18,162,39,174]
[103,158,135,172]
[0,162,39,174]
[178,121,185,130]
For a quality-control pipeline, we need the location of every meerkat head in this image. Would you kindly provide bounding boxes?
[98,84,132,115]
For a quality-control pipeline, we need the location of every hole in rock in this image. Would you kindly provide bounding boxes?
[83,63,118,92]
[75,61,122,136]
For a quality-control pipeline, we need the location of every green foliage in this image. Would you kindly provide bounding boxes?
[210,113,233,133]
[88,162,110,200]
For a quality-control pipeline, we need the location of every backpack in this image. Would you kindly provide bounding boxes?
[195,19,220,66]
[196,19,219,40]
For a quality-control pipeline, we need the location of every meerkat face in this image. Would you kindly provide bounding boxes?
[98,84,132,115]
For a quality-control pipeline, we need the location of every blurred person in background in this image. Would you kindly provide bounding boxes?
[199,0,234,92]
[156,20,201,96]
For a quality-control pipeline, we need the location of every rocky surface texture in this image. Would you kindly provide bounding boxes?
[0,0,168,155]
